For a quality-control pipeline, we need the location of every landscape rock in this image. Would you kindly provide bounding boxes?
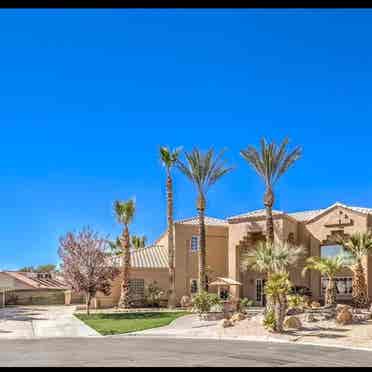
[305,313,318,322]
[336,308,353,325]
[311,301,321,309]
[180,296,191,308]
[284,316,302,329]
[220,319,234,328]
[231,312,246,323]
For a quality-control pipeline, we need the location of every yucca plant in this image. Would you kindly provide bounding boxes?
[160,146,182,309]
[114,199,135,308]
[302,255,347,306]
[264,272,292,333]
[337,232,372,308]
[240,138,302,244]
[178,148,233,292]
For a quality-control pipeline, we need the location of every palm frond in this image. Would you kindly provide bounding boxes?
[114,199,136,226]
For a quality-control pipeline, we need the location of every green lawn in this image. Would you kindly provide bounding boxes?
[75,311,190,335]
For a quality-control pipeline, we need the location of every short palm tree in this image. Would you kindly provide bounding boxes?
[131,235,147,250]
[241,241,305,311]
[114,199,135,308]
[337,232,372,308]
[160,146,182,309]
[240,138,302,244]
[302,255,346,306]
[240,241,306,280]
[177,148,233,292]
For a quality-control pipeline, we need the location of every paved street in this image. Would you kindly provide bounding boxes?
[0,337,372,367]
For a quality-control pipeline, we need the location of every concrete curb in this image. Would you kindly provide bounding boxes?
[112,333,372,352]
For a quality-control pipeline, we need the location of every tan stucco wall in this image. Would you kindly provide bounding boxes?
[174,223,229,301]
[96,268,168,308]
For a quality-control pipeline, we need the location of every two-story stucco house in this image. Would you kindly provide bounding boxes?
[99,202,372,308]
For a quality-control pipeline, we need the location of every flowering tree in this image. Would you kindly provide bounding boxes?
[58,227,120,315]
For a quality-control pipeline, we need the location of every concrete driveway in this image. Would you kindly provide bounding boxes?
[0,305,100,338]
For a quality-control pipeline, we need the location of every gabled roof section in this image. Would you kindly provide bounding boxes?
[175,216,228,226]
[299,202,372,224]
[2,271,68,290]
[227,209,285,222]
[227,202,372,224]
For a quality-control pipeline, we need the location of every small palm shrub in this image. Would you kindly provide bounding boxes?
[192,291,222,316]
[239,298,255,311]
[287,294,305,311]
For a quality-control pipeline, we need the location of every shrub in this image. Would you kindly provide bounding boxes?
[263,309,276,331]
[145,281,164,307]
[239,297,255,311]
[192,291,222,316]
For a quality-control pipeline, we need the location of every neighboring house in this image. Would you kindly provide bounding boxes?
[0,271,69,306]
[100,202,372,308]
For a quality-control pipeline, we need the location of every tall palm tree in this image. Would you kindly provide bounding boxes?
[177,148,233,292]
[337,232,372,308]
[240,138,302,244]
[160,146,182,309]
[114,199,135,308]
[302,255,346,306]
[131,235,147,250]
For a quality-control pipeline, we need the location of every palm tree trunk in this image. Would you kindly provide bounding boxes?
[119,225,131,308]
[197,195,207,292]
[352,260,369,308]
[325,277,336,306]
[264,187,275,244]
[167,173,176,309]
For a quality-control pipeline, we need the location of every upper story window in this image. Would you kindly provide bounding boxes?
[320,244,345,258]
[191,236,200,252]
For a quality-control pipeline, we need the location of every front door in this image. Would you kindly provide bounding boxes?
[256,279,267,306]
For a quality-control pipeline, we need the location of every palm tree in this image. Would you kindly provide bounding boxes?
[108,237,122,256]
[337,232,372,308]
[160,146,182,309]
[114,199,135,308]
[240,138,302,244]
[240,241,305,311]
[240,241,305,280]
[302,255,346,306]
[131,235,147,250]
[177,148,233,292]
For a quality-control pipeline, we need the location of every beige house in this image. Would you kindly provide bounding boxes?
[100,202,372,308]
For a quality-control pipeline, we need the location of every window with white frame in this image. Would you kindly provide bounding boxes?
[321,277,352,297]
[190,279,198,294]
[190,236,200,252]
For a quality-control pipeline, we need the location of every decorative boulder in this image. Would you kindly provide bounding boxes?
[220,319,233,328]
[305,313,318,323]
[336,304,352,313]
[231,312,246,323]
[311,301,321,309]
[336,308,353,325]
[180,295,191,308]
[284,316,302,330]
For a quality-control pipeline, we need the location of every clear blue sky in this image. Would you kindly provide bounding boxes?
[1,9,372,270]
